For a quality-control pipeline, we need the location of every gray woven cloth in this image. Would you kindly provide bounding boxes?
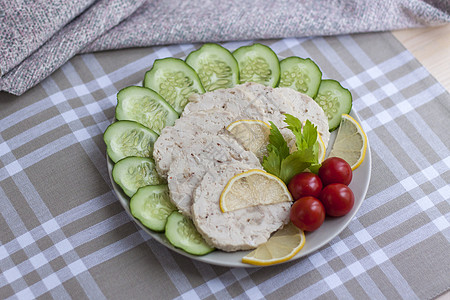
[0,0,449,96]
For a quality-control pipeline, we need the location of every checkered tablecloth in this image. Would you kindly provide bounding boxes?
[0,32,449,299]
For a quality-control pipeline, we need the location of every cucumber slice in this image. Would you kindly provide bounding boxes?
[165,211,215,256]
[144,58,205,114]
[279,57,322,98]
[314,80,352,132]
[233,43,280,87]
[130,185,176,232]
[116,86,179,135]
[186,44,239,91]
[112,156,165,197]
[103,120,158,163]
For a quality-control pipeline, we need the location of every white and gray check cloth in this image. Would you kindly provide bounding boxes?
[0,32,449,299]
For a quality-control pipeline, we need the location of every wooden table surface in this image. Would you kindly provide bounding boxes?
[392,23,450,300]
[393,23,450,92]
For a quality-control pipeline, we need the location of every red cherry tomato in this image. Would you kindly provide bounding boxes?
[290,196,325,232]
[318,157,352,186]
[320,183,355,217]
[288,172,323,200]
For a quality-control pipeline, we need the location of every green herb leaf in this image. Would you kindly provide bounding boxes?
[279,149,316,183]
[262,116,322,184]
[262,148,282,178]
[308,163,322,174]
[267,121,290,160]
[284,114,302,134]
[302,120,318,149]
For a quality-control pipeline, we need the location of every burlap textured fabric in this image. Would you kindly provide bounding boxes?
[0,0,449,95]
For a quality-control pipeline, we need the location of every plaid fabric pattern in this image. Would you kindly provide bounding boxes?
[0,32,449,299]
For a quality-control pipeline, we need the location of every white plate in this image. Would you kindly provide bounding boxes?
[107,109,371,268]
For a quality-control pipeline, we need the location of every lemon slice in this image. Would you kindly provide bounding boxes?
[329,114,367,170]
[242,222,305,266]
[220,169,292,212]
[226,119,271,161]
[317,133,326,163]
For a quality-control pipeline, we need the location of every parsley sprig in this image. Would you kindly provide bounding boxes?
[262,114,321,184]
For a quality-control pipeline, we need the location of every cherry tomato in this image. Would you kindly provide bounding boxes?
[319,183,354,217]
[318,157,352,186]
[290,196,325,232]
[288,172,323,200]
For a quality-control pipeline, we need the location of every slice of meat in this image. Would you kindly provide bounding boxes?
[191,162,291,252]
[184,83,273,119]
[155,83,330,182]
[167,134,260,217]
[185,82,330,145]
[153,109,235,178]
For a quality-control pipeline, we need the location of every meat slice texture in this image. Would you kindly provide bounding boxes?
[153,109,235,178]
[184,82,330,145]
[154,83,329,180]
[167,133,260,217]
[184,83,274,120]
[192,162,291,252]
[153,83,330,251]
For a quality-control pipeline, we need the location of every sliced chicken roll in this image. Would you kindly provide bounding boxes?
[167,134,260,217]
[191,162,291,252]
